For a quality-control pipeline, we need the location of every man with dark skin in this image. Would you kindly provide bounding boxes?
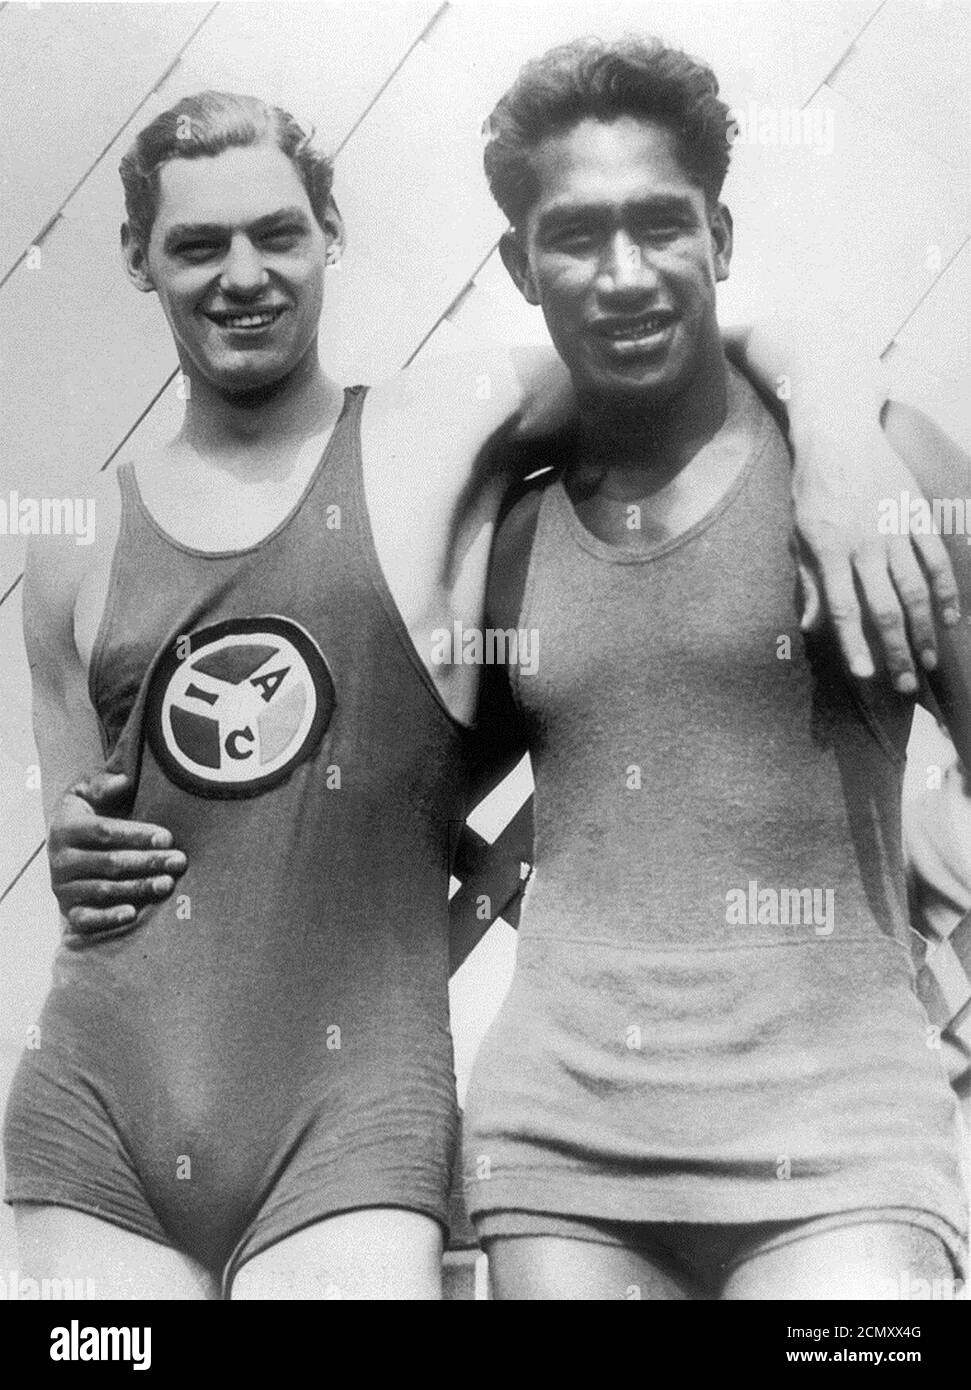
[459,37,971,1300]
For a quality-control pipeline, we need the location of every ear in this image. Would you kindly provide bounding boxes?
[499,229,540,306]
[710,202,733,283]
[322,197,346,268]
[121,222,155,293]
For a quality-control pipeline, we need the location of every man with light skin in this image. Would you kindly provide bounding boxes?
[6,87,959,1301]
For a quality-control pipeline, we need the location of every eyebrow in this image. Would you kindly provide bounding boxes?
[536,194,698,236]
[162,207,313,251]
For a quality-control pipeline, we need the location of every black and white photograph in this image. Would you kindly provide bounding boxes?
[0,0,969,1337]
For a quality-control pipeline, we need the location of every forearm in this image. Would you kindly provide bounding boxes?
[32,696,106,828]
[25,630,106,828]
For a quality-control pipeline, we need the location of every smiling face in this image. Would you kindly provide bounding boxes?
[507,116,732,407]
[127,143,336,395]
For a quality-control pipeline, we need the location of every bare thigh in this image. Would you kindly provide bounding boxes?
[14,1204,217,1300]
[230,1208,444,1300]
[486,1235,696,1300]
[723,1221,957,1300]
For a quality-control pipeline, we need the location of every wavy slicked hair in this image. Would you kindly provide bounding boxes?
[483,37,733,227]
[119,91,334,249]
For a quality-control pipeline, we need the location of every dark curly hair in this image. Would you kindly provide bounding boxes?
[483,37,733,227]
[120,91,334,249]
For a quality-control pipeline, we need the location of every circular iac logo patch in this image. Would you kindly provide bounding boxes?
[146,617,335,797]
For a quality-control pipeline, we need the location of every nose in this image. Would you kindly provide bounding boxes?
[597,231,658,300]
[219,234,269,297]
